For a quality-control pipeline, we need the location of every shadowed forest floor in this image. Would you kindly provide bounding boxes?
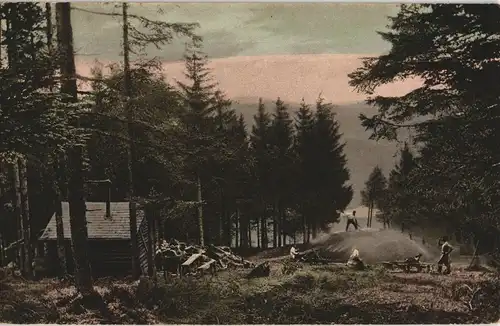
[1,259,499,324]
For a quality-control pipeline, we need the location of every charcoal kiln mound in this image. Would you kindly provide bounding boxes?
[309,229,437,264]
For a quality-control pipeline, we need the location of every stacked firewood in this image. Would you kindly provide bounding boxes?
[155,239,255,276]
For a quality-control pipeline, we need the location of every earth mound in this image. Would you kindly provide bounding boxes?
[310,229,437,263]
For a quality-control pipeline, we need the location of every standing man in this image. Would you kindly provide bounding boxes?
[437,236,453,274]
[345,210,359,232]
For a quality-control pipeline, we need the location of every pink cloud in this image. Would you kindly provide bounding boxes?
[76,54,421,104]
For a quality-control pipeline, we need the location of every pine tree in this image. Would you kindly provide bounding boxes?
[384,143,415,231]
[268,97,294,247]
[250,98,272,248]
[360,166,387,228]
[294,99,316,242]
[310,96,353,236]
[177,40,226,246]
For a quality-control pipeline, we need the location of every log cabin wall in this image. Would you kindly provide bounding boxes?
[43,239,133,277]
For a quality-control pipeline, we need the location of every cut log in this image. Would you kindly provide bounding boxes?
[198,259,216,270]
[182,253,203,266]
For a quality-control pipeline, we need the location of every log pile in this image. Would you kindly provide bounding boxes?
[155,239,255,277]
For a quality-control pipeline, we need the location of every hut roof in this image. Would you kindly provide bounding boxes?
[39,202,144,241]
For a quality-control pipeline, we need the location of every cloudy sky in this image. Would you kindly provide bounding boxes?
[71,3,399,62]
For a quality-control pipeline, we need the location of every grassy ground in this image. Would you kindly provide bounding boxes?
[1,260,499,324]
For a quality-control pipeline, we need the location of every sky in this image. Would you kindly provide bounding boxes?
[71,3,400,62]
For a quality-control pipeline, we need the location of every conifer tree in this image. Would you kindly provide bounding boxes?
[294,99,316,242]
[310,96,353,236]
[269,97,294,246]
[384,143,415,231]
[250,98,272,248]
[360,166,387,228]
[177,40,230,246]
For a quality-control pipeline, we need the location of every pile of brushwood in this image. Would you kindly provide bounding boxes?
[155,239,255,276]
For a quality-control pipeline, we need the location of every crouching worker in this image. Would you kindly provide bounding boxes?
[405,253,423,265]
[437,236,453,274]
[347,248,365,270]
[290,246,299,260]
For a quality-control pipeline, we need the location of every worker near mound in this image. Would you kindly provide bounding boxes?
[437,236,454,274]
[345,210,359,232]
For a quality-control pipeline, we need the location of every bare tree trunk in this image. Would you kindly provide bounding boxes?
[260,215,267,249]
[55,3,77,99]
[68,145,94,296]
[0,233,4,267]
[54,156,67,276]
[0,16,3,68]
[235,210,239,248]
[45,4,53,49]
[256,220,260,248]
[57,3,96,298]
[10,161,23,272]
[282,208,287,246]
[248,221,252,248]
[302,208,307,245]
[367,202,371,228]
[196,173,204,246]
[19,157,33,278]
[239,207,248,248]
[121,3,139,279]
[146,208,156,279]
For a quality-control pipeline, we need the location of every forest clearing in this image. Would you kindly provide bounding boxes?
[1,244,499,324]
[2,2,500,325]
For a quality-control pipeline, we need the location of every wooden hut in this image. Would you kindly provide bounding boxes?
[38,201,150,277]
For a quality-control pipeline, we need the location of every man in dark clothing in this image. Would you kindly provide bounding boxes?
[437,236,453,274]
[345,210,359,232]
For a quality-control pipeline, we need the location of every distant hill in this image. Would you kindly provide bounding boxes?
[232,98,405,207]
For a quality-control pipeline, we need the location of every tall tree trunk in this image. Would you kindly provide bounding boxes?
[5,7,16,70]
[367,202,371,228]
[146,208,156,279]
[260,206,268,249]
[45,4,53,49]
[55,3,77,99]
[121,3,139,279]
[302,208,307,245]
[260,215,267,249]
[19,157,32,278]
[57,3,96,297]
[0,233,4,267]
[239,207,248,249]
[50,7,67,277]
[196,173,204,246]
[282,207,287,246]
[10,161,23,272]
[273,199,280,248]
[0,15,3,68]
[234,210,239,248]
[247,220,252,248]
[68,145,94,296]
[256,220,260,248]
[54,155,67,276]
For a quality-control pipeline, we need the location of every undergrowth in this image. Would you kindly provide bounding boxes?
[0,264,498,324]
